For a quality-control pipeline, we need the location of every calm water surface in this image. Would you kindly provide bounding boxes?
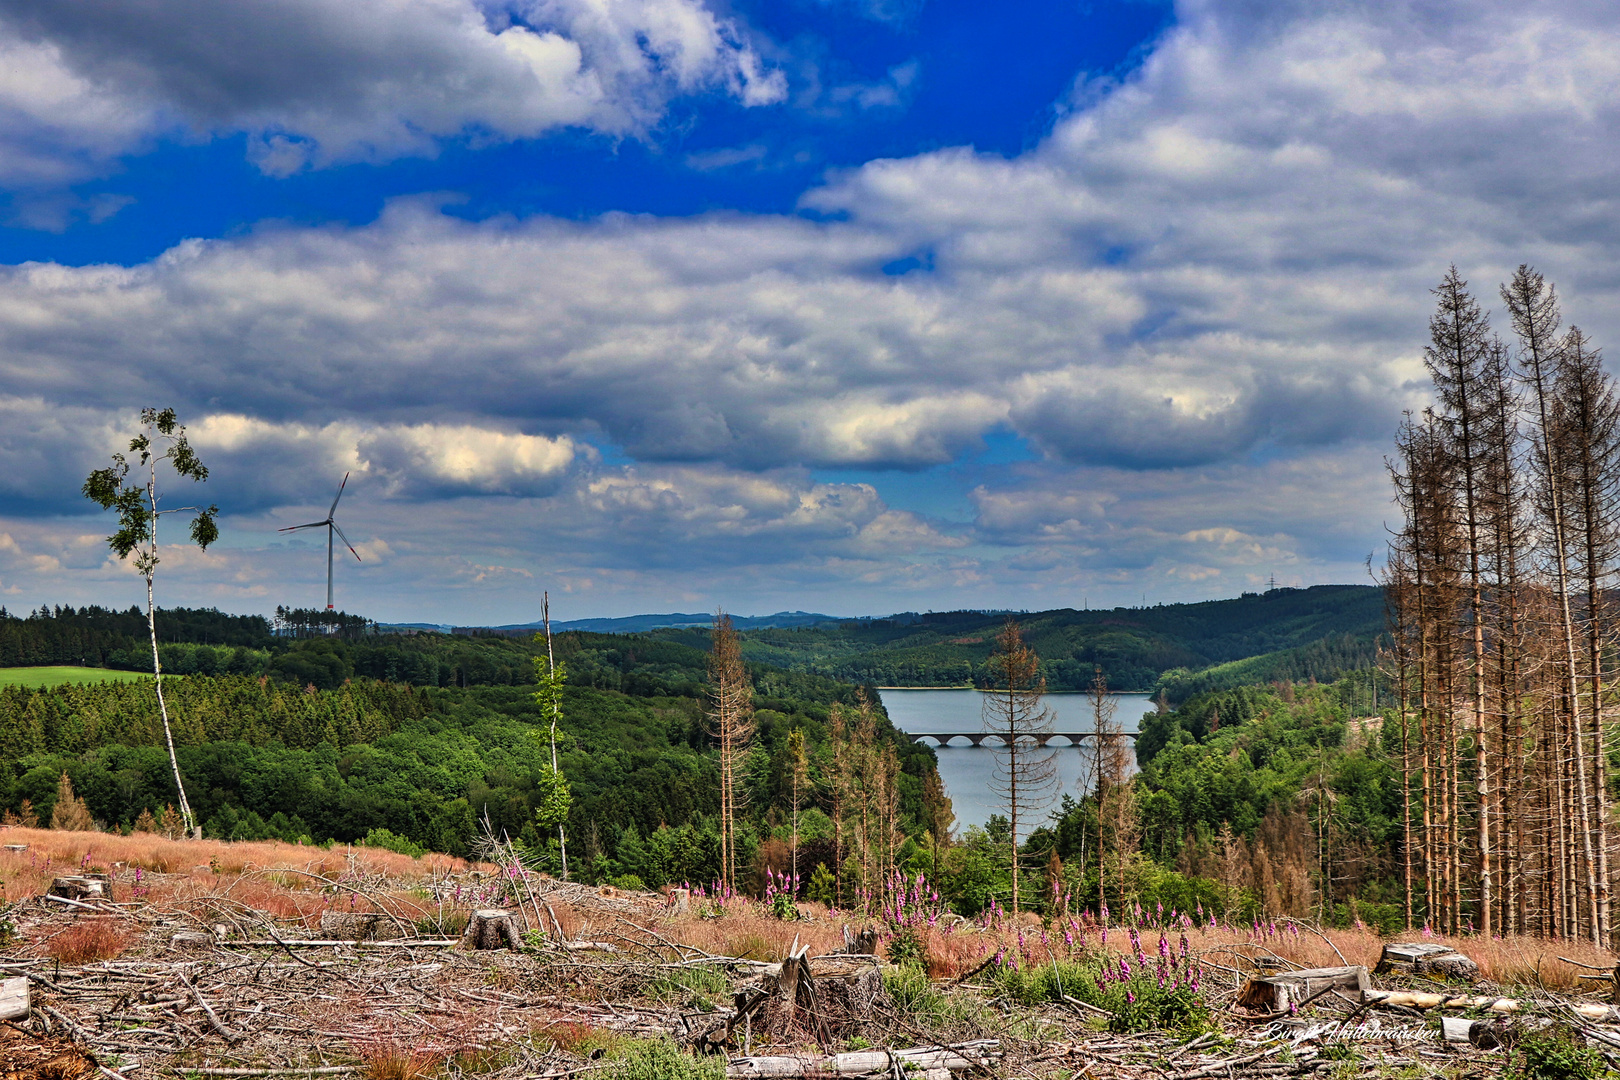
[878,689,1153,831]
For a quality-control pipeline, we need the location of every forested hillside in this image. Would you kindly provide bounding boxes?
[1025,675,1409,929]
[646,585,1385,695]
[0,627,944,889]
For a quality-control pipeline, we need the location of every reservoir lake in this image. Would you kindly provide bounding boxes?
[877,688,1154,832]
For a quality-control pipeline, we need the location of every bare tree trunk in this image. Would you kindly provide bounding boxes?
[144,475,196,839]
[983,621,1056,914]
[709,613,754,894]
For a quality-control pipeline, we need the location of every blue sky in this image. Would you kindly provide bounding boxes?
[1,0,1617,623]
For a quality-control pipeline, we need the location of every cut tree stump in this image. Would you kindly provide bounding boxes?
[696,948,890,1054]
[0,976,29,1021]
[1374,942,1480,980]
[319,911,405,941]
[459,909,522,951]
[777,944,832,1044]
[45,876,105,902]
[170,931,217,952]
[667,888,691,916]
[841,925,879,956]
[1236,965,1370,1013]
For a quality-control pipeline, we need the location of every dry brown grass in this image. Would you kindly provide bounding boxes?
[356,1041,443,1080]
[542,1021,607,1055]
[660,901,1618,992]
[1173,921,1616,990]
[0,826,467,884]
[662,906,846,961]
[41,917,135,963]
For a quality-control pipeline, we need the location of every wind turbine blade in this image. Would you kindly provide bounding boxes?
[279,521,330,531]
[332,523,362,562]
[328,472,350,518]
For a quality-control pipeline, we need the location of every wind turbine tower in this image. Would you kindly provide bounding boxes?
[280,473,361,610]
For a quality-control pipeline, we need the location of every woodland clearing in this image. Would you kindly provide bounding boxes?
[1,828,1618,1080]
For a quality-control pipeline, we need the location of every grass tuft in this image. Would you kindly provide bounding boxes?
[45,917,134,963]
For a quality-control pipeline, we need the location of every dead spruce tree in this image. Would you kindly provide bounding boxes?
[708,612,754,892]
[983,619,1056,913]
[82,408,217,840]
[1552,325,1620,943]
[1390,265,1619,945]
[1088,664,1137,910]
[1423,266,1502,936]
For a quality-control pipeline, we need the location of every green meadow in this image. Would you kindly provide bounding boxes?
[0,666,150,689]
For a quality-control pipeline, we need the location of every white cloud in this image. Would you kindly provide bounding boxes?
[0,0,785,181]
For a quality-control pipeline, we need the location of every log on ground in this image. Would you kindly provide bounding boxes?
[725,1039,1000,1078]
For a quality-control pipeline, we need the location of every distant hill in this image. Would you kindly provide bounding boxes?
[642,585,1387,697]
[484,610,852,634]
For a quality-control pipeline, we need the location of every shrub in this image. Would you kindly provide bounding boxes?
[612,874,647,892]
[605,1039,724,1080]
[992,949,1211,1035]
[647,966,728,1010]
[883,964,1001,1034]
[361,828,424,858]
[1505,1024,1606,1080]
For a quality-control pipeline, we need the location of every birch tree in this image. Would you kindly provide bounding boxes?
[533,592,571,879]
[82,408,218,840]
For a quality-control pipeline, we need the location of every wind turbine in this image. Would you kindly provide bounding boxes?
[280,473,361,611]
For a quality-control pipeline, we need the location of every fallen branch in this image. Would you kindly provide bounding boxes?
[724,1039,1001,1078]
[178,969,240,1043]
[182,1069,363,1076]
[229,939,459,948]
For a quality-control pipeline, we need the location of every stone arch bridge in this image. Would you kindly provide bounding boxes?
[906,731,1139,748]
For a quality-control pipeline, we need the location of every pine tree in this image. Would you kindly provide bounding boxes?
[50,772,96,832]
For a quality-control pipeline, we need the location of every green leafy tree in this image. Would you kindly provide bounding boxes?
[82,408,218,838]
[533,592,570,877]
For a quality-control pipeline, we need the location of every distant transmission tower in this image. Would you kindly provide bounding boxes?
[1267,573,1277,592]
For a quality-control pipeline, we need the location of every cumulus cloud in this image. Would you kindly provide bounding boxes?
[0,0,785,181]
[0,403,582,516]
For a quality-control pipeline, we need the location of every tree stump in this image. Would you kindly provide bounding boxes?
[667,887,691,916]
[841,925,879,955]
[46,876,105,902]
[170,932,216,952]
[1375,942,1479,980]
[320,910,405,940]
[1236,965,1370,1013]
[459,909,522,951]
